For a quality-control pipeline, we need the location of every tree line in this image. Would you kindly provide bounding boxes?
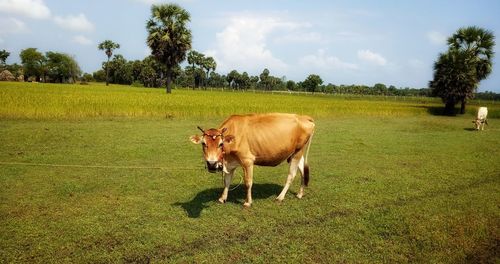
[0,48,80,83]
[1,4,497,106]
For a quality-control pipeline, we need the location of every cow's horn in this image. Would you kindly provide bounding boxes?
[197,126,205,133]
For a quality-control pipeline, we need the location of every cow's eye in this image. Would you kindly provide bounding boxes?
[202,142,206,147]
[219,142,224,147]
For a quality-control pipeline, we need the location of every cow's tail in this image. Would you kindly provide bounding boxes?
[303,128,314,187]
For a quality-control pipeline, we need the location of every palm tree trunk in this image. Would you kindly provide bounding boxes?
[105,56,110,86]
[166,67,172,94]
[460,98,466,114]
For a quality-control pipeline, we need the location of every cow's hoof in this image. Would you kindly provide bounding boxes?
[275,197,284,202]
[218,198,226,204]
[296,193,303,199]
[243,202,252,208]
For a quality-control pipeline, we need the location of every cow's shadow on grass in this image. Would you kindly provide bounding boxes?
[173,183,282,218]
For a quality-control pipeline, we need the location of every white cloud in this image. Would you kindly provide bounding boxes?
[0,0,51,19]
[299,49,358,70]
[427,31,447,45]
[357,49,387,66]
[274,31,325,44]
[72,35,92,45]
[0,17,27,34]
[54,13,94,32]
[208,13,299,74]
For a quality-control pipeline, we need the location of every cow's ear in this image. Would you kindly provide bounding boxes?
[224,135,235,144]
[190,135,201,144]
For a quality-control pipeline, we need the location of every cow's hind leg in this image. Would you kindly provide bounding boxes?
[296,156,306,199]
[219,167,236,203]
[276,154,302,202]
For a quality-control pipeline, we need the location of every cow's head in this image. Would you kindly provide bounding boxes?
[473,119,482,130]
[190,127,234,173]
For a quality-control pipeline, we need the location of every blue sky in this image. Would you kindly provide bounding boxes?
[1,0,499,92]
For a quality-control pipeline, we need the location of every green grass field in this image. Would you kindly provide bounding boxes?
[1,82,499,263]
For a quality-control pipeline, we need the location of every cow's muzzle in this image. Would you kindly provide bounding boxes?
[206,161,223,173]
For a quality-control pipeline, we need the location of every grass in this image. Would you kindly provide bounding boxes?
[0,82,499,263]
[2,81,499,119]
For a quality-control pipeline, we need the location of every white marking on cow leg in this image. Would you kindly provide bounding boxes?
[219,168,235,203]
[297,156,305,199]
[276,156,300,201]
[243,165,254,207]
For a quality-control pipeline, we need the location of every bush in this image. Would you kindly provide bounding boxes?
[131,81,143,87]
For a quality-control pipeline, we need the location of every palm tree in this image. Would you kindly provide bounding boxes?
[202,56,216,89]
[187,50,203,88]
[447,26,495,114]
[146,4,192,94]
[98,40,120,86]
[430,50,478,115]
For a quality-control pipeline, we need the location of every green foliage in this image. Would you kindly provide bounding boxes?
[19,48,46,81]
[93,69,106,82]
[0,49,10,67]
[430,50,478,114]
[302,74,323,93]
[430,26,496,114]
[81,73,94,82]
[146,3,192,93]
[45,52,81,83]
[97,40,120,59]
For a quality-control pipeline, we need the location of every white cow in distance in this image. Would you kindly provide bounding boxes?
[473,107,488,131]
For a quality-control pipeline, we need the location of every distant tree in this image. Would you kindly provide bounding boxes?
[259,68,270,90]
[187,50,204,88]
[0,49,10,67]
[227,70,240,89]
[302,74,323,93]
[202,56,216,89]
[146,3,192,93]
[286,80,296,91]
[93,69,106,82]
[81,73,94,82]
[98,40,120,86]
[45,52,81,83]
[447,26,495,114]
[20,48,46,82]
[373,83,388,95]
[130,60,143,82]
[107,54,133,84]
[239,72,250,90]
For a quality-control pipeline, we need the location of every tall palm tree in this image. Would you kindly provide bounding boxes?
[430,50,478,115]
[146,4,192,94]
[202,56,216,89]
[98,40,120,86]
[187,50,203,88]
[447,26,495,114]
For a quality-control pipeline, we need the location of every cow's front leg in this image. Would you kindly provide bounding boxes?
[219,167,235,203]
[242,164,254,207]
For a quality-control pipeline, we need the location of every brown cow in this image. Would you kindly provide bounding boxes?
[190,113,315,207]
